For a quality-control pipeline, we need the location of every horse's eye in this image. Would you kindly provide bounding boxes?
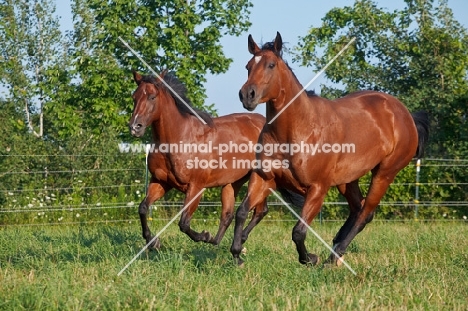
[148,94,156,101]
[268,62,276,69]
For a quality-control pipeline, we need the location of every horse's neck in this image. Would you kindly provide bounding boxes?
[266,79,322,139]
[151,100,199,144]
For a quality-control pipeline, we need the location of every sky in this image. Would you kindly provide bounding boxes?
[55,0,468,117]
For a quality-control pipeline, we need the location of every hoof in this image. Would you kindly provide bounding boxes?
[307,253,320,266]
[300,253,320,266]
[323,255,345,268]
[201,230,213,243]
[233,257,244,267]
[147,237,161,250]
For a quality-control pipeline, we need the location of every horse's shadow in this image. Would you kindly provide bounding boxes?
[6,225,230,271]
[137,240,230,271]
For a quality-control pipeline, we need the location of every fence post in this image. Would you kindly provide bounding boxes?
[145,144,152,220]
[414,159,421,220]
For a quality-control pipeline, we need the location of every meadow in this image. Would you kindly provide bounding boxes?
[1,220,467,310]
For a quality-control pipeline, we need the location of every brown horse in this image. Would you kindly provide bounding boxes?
[129,70,294,249]
[231,32,429,266]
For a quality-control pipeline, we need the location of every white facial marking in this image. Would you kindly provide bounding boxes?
[254,55,262,64]
[143,88,147,95]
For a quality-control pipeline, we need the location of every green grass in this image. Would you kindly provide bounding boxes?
[1,220,467,310]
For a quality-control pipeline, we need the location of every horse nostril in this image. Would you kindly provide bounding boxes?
[249,89,255,100]
[130,123,143,131]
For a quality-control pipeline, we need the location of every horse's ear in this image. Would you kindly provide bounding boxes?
[160,69,169,79]
[133,71,142,85]
[248,34,261,55]
[273,31,283,54]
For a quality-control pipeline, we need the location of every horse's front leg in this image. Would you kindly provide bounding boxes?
[230,173,275,266]
[139,180,170,249]
[292,184,328,265]
[241,199,268,244]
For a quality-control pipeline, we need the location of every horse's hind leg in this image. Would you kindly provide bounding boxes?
[139,180,170,249]
[210,184,235,245]
[210,178,249,245]
[178,186,211,243]
[327,167,399,265]
[325,180,365,264]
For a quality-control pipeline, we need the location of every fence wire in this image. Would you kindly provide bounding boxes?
[1,156,468,226]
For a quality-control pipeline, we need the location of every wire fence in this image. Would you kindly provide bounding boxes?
[1,155,468,226]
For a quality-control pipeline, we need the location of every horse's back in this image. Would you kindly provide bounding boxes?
[332,91,415,132]
[336,90,412,119]
[214,112,265,126]
[333,90,418,167]
[212,113,265,140]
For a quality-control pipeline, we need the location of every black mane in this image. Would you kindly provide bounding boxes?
[305,90,317,97]
[140,73,214,126]
[261,41,283,58]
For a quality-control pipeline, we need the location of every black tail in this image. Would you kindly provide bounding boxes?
[277,188,305,208]
[411,111,430,159]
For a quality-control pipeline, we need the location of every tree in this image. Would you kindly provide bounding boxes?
[0,0,69,138]
[76,0,252,112]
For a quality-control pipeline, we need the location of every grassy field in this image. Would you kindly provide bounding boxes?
[1,219,467,310]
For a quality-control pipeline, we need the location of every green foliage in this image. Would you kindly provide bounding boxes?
[0,0,68,138]
[77,0,252,112]
[0,128,146,225]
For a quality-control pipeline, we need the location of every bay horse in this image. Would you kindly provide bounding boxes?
[231,32,429,266]
[129,71,302,249]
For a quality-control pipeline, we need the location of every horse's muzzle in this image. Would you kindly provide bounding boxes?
[239,85,258,111]
[129,123,145,137]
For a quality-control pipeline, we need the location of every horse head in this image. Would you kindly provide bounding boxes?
[129,70,168,137]
[239,32,286,111]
